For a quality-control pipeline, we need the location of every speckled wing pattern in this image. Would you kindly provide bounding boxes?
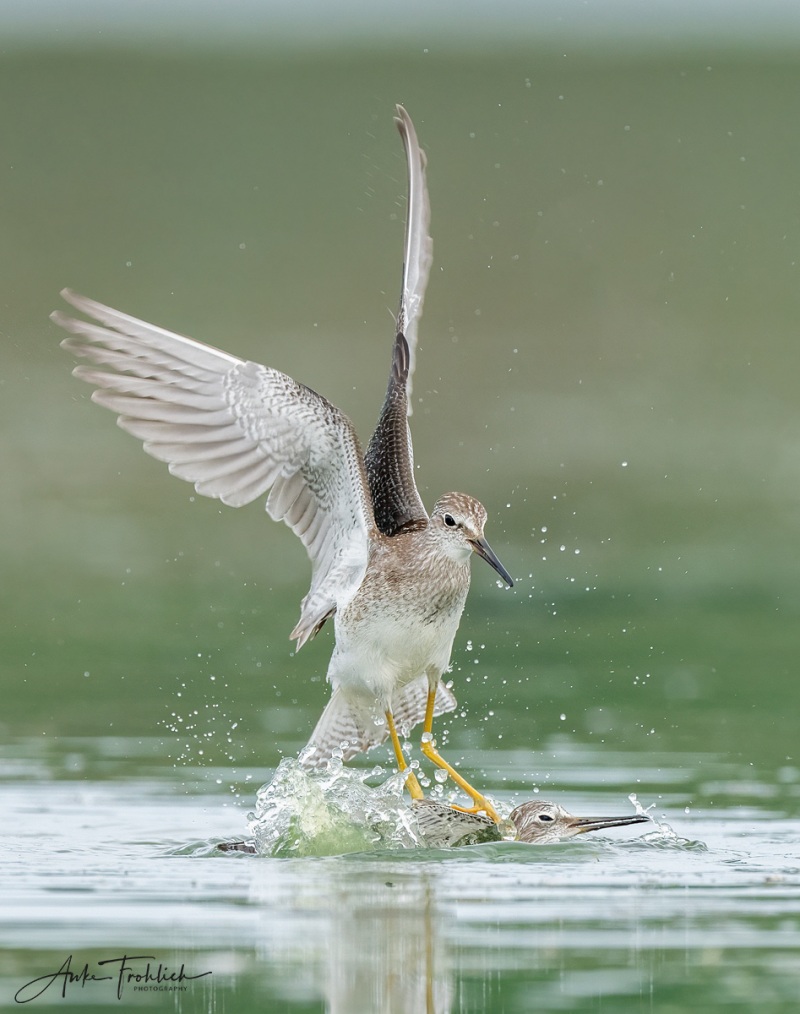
[53,289,374,648]
[413,799,502,848]
[365,105,432,537]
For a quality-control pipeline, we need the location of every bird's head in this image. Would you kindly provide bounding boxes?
[509,800,651,844]
[431,492,513,587]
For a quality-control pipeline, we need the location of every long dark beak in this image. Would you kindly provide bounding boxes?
[567,814,651,836]
[470,537,513,587]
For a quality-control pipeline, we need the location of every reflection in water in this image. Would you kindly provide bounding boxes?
[241,845,458,1013]
[325,875,451,1014]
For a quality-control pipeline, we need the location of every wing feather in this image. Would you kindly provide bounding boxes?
[365,106,431,536]
[144,437,255,465]
[394,104,432,411]
[54,288,376,646]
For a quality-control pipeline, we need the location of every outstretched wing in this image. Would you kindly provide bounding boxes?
[393,103,433,407]
[54,289,375,648]
[365,105,432,536]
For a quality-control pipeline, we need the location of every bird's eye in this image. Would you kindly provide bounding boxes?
[538,813,554,822]
[443,514,457,528]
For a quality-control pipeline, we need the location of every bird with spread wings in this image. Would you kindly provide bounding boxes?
[53,107,513,820]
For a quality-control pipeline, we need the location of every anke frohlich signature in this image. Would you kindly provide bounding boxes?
[15,954,212,1003]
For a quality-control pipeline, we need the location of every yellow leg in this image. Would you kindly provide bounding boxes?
[423,684,437,735]
[420,688,500,823]
[386,710,424,800]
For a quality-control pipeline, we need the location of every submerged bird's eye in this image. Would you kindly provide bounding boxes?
[538,813,554,822]
[443,514,457,528]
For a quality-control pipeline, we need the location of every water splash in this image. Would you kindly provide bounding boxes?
[629,792,706,850]
[247,758,425,857]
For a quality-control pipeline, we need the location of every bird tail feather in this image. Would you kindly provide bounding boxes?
[392,675,457,737]
[298,676,458,769]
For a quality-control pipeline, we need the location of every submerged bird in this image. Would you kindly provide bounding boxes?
[217,798,651,854]
[413,798,651,847]
[53,106,512,821]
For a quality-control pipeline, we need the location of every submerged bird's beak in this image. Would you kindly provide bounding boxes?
[563,813,651,837]
[470,537,514,587]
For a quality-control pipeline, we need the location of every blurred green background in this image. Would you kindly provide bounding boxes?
[2,13,799,784]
